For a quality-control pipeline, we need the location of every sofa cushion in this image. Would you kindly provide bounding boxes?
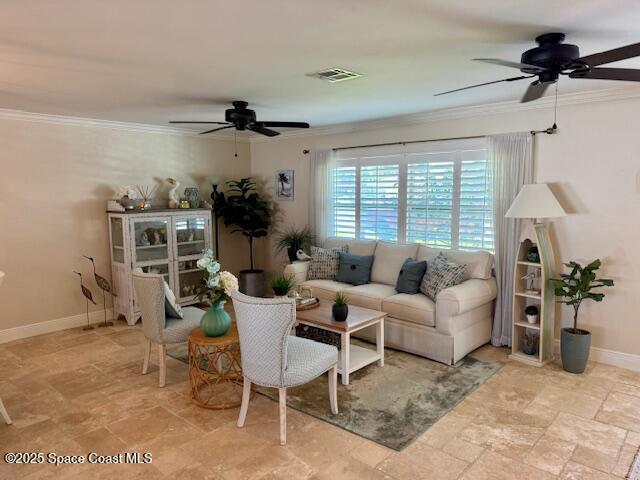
[335,252,374,286]
[340,283,396,311]
[370,242,419,286]
[419,253,467,300]
[417,246,493,281]
[323,238,377,256]
[395,258,427,294]
[307,245,347,280]
[301,279,352,301]
[383,293,435,327]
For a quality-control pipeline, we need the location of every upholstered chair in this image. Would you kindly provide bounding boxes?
[132,271,201,387]
[0,272,11,425]
[231,291,339,445]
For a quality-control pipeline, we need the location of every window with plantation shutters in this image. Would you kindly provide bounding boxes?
[328,139,493,252]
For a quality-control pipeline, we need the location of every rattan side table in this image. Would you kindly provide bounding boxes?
[188,325,244,409]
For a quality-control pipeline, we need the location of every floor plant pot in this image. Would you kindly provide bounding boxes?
[287,246,298,263]
[200,301,231,337]
[561,328,591,374]
[332,304,348,322]
[239,269,265,297]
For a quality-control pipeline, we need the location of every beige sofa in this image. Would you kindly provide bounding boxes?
[284,238,497,365]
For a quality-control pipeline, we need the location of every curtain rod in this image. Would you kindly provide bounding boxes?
[301,125,556,154]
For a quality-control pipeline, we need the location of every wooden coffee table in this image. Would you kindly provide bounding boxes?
[295,302,385,385]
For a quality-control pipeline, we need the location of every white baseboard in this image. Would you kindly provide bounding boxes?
[554,339,640,372]
[0,309,113,344]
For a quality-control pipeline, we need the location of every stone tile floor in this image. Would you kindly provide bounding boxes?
[0,320,639,479]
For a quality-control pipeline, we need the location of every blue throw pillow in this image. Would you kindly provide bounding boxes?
[395,258,427,294]
[335,252,374,286]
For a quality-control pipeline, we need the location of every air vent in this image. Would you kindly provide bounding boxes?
[307,68,362,83]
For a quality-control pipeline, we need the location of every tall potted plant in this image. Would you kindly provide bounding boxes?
[274,226,315,263]
[220,178,272,297]
[552,259,614,373]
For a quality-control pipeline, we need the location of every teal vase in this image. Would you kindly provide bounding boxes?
[200,301,231,337]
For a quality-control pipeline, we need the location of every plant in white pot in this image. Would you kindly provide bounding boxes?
[552,259,614,374]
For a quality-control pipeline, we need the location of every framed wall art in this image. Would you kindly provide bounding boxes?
[275,169,294,201]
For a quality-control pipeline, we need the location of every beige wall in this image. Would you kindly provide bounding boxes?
[250,96,640,356]
[0,118,251,330]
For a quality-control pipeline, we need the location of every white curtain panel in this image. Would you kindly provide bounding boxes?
[308,149,336,242]
[489,132,533,347]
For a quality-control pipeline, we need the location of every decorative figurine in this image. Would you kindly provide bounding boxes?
[75,271,96,330]
[83,256,116,327]
[166,178,180,209]
[527,246,540,263]
[296,249,312,261]
[521,272,539,295]
[211,184,226,259]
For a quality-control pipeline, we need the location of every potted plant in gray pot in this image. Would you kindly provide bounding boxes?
[219,178,272,297]
[552,259,614,374]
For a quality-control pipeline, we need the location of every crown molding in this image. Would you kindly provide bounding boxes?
[249,86,640,144]
[0,108,251,142]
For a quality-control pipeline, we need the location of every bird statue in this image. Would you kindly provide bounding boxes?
[296,249,312,261]
[75,271,96,330]
[83,256,116,327]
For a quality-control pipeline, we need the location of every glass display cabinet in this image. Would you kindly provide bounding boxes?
[107,209,213,325]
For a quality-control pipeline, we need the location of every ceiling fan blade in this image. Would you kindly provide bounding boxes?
[473,58,546,72]
[169,121,230,125]
[569,67,640,82]
[434,75,533,96]
[258,121,310,129]
[199,125,235,135]
[576,43,640,67]
[521,81,550,103]
[248,125,280,137]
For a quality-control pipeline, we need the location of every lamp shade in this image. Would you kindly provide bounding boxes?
[505,183,566,219]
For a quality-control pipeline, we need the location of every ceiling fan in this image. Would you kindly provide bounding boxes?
[169,100,310,136]
[435,33,640,102]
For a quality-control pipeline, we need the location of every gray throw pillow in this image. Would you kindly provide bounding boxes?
[419,252,467,300]
[164,280,183,319]
[336,252,374,286]
[395,258,427,294]
[307,245,348,280]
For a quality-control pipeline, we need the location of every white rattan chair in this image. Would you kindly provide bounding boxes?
[231,290,338,445]
[132,271,201,387]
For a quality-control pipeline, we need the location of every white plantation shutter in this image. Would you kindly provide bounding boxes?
[406,160,455,248]
[459,154,494,251]
[359,163,399,241]
[331,165,357,238]
[328,139,493,252]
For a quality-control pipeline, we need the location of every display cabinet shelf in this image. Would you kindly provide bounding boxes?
[509,224,556,367]
[108,208,213,325]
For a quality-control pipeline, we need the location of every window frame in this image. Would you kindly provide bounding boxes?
[328,138,493,252]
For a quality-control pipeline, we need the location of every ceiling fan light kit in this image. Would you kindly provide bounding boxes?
[170,100,310,137]
[436,33,640,103]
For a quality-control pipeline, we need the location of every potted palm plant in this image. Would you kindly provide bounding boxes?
[269,274,295,298]
[219,178,272,297]
[552,259,614,373]
[275,226,315,263]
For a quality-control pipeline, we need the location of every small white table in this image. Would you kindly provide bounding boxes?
[295,302,385,385]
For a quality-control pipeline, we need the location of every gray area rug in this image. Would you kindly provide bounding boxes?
[169,341,502,450]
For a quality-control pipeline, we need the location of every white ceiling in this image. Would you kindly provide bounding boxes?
[1,0,640,132]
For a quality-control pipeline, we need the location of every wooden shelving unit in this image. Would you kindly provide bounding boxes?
[509,223,556,367]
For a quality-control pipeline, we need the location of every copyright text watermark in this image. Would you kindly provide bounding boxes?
[4,452,153,465]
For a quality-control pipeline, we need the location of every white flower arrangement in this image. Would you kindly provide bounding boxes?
[197,249,238,303]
